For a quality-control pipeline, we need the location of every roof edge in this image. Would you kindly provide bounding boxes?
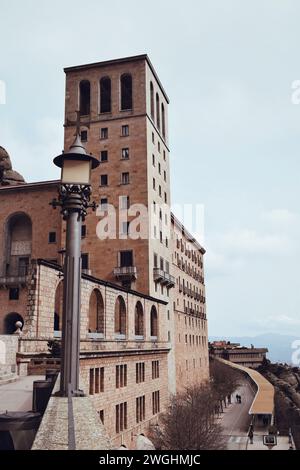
[64,54,170,104]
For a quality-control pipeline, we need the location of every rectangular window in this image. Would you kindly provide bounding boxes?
[120,195,129,210]
[116,402,127,433]
[81,225,86,238]
[9,288,19,301]
[48,232,56,243]
[152,391,160,415]
[136,395,145,424]
[152,132,155,143]
[100,150,108,162]
[121,172,130,184]
[116,364,127,388]
[81,253,89,270]
[153,178,156,190]
[100,174,108,186]
[100,128,108,140]
[136,362,145,384]
[160,231,163,243]
[152,360,159,379]
[93,367,104,393]
[121,125,129,136]
[89,368,94,395]
[158,142,161,153]
[152,154,155,166]
[164,192,167,203]
[158,162,161,174]
[81,130,88,142]
[98,410,104,424]
[121,148,129,159]
[159,185,162,197]
[163,150,166,161]
[164,170,166,182]
[153,253,158,268]
[119,250,133,267]
[100,197,108,210]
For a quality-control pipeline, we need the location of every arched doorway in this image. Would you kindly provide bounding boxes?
[3,212,32,277]
[4,313,24,334]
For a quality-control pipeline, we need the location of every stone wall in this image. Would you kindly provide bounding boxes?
[0,334,18,373]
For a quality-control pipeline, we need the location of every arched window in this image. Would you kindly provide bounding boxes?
[120,74,132,110]
[54,281,63,336]
[161,103,165,139]
[100,77,111,113]
[150,306,158,338]
[115,295,126,336]
[156,93,160,130]
[134,301,144,337]
[89,289,104,335]
[79,80,90,115]
[150,81,154,120]
[4,212,32,278]
[4,312,24,335]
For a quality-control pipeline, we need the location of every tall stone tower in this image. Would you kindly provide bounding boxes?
[63,55,173,303]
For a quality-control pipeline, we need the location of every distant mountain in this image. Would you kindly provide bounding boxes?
[209,333,300,364]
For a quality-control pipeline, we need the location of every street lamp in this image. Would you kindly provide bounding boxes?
[52,126,99,397]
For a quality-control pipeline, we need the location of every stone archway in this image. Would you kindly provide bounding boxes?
[4,312,24,334]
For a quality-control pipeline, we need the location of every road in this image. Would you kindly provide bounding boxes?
[0,375,43,413]
[219,379,256,450]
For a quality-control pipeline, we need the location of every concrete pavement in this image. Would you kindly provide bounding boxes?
[218,378,294,450]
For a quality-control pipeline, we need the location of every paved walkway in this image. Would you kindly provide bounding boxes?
[0,375,43,413]
[220,380,255,439]
[218,378,293,450]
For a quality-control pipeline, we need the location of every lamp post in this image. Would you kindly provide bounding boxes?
[52,125,99,397]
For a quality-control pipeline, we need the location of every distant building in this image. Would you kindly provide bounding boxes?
[209,341,268,369]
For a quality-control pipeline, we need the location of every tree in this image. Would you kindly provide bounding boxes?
[150,383,225,450]
[210,358,241,410]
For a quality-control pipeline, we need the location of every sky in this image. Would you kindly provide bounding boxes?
[1,0,300,338]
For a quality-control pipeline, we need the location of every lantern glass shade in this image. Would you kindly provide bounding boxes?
[61,159,91,185]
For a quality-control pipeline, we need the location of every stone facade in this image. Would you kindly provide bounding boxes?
[0,55,210,447]
[171,214,209,391]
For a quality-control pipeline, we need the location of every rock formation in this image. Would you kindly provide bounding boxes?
[0,146,25,186]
